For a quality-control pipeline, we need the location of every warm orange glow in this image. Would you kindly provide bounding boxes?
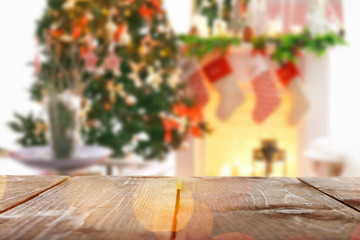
[132,179,194,232]
[155,201,213,240]
[204,82,299,177]
[177,178,182,190]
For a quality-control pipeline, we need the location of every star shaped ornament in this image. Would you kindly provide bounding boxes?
[128,61,145,88]
[146,67,162,90]
[82,50,99,72]
[140,34,159,55]
[104,51,122,75]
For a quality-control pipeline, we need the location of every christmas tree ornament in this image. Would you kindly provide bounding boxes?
[146,67,162,90]
[202,55,245,121]
[105,19,118,41]
[133,132,150,142]
[128,61,145,88]
[107,81,126,103]
[63,0,78,10]
[114,24,128,43]
[162,117,180,143]
[104,102,112,111]
[167,68,181,89]
[125,95,137,106]
[140,34,158,55]
[104,51,122,76]
[250,55,281,123]
[82,50,99,72]
[139,4,154,19]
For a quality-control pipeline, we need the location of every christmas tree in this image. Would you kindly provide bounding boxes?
[9,0,208,160]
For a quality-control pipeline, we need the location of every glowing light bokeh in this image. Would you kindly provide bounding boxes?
[132,178,194,232]
[155,201,214,240]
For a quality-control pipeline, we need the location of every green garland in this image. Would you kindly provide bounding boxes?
[179,29,346,63]
[179,34,241,59]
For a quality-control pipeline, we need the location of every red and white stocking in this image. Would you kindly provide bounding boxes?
[202,56,245,121]
[277,62,310,125]
[180,58,209,108]
[251,56,280,123]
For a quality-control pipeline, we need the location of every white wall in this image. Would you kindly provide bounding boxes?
[328,0,360,175]
[0,0,46,150]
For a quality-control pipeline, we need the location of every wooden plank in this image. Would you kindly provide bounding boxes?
[0,177,360,240]
[299,177,360,211]
[0,176,178,240]
[0,175,69,214]
[180,177,360,240]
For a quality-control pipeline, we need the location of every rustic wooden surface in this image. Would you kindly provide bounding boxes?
[0,176,360,240]
[300,177,360,211]
[0,175,69,214]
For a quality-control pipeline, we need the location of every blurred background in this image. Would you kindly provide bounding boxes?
[0,0,359,177]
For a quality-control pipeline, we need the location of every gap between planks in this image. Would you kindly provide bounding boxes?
[0,176,70,215]
[297,177,360,214]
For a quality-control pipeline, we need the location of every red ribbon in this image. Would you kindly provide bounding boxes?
[114,25,126,42]
[172,103,203,139]
[72,16,89,39]
[139,5,154,18]
[162,118,180,143]
[172,103,203,122]
[277,62,301,87]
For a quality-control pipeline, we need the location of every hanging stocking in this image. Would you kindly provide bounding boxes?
[180,58,209,108]
[251,55,280,123]
[277,62,310,125]
[202,56,245,121]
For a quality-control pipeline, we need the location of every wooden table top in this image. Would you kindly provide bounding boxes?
[0,176,359,240]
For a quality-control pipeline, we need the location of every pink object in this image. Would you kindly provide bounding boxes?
[104,51,122,71]
[34,54,41,75]
[188,71,209,108]
[252,71,281,123]
[82,50,99,72]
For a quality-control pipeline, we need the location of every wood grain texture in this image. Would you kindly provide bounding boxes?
[300,177,360,212]
[0,176,181,240]
[183,177,360,240]
[0,175,69,214]
[0,177,360,240]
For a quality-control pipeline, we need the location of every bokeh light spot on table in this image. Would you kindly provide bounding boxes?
[132,178,194,232]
